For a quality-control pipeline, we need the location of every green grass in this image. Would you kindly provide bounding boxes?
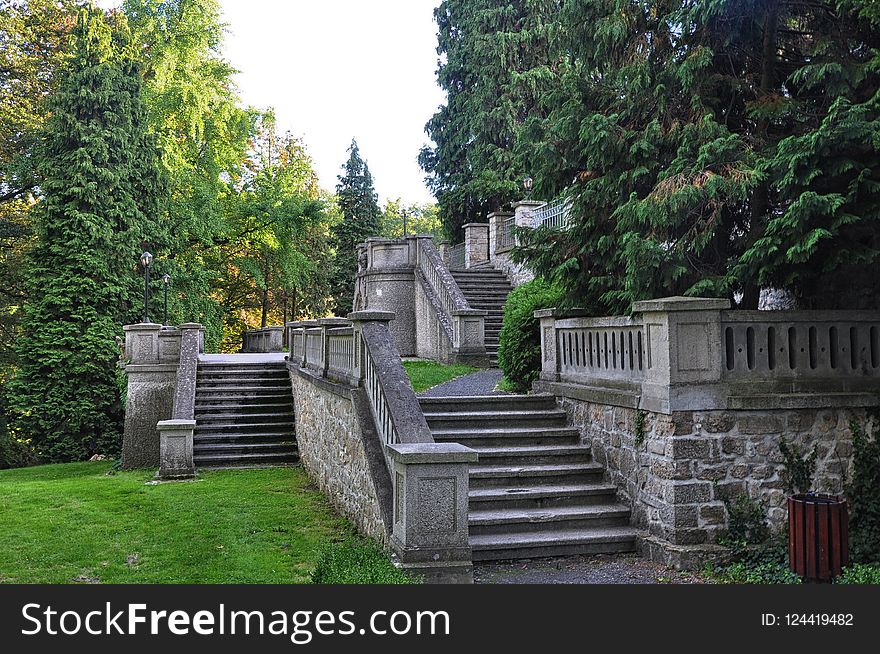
[0,462,372,584]
[311,538,415,584]
[403,359,478,393]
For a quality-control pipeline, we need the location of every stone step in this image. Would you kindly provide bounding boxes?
[198,363,288,372]
[193,441,296,455]
[468,504,632,536]
[469,526,639,561]
[195,401,293,413]
[194,430,296,442]
[467,444,592,466]
[194,451,299,468]
[196,384,292,394]
[430,426,580,447]
[196,407,293,425]
[197,378,290,389]
[420,395,557,413]
[469,482,621,511]
[198,368,289,377]
[423,409,569,429]
[193,432,296,445]
[468,462,605,488]
[195,420,295,433]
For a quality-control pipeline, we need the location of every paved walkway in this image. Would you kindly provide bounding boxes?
[418,368,509,397]
[474,554,706,584]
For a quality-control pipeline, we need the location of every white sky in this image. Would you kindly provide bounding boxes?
[98,0,445,204]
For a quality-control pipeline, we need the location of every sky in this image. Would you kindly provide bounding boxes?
[98,0,445,205]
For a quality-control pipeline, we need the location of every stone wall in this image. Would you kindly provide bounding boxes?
[491,250,534,288]
[290,367,392,546]
[557,397,875,562]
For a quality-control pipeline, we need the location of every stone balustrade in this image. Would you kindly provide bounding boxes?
[242,326,284,353]
[286,311,477,582]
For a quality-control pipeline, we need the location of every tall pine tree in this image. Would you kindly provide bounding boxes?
[330,139,380,315]
[8,7,167,461]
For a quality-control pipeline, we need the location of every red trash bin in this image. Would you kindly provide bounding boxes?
[788,493,849,582]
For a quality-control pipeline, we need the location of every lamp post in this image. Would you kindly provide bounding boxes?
[400,208,408,237]
[523,176,534,200]
[162,274,170,326]
[140,251,153,323]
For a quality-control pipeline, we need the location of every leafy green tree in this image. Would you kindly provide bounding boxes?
[420,0,554,240]
[124,0,251,348]
[330,139,381,315]
[512,0,880,312]
[380,199,443,240]
[0,0,77,368]
[7,7,167,461]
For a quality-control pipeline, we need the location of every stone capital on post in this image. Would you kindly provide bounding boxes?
[157,419,196,479]
[124,322,163,364]
[386,442,479,584]
[631,296,730,413]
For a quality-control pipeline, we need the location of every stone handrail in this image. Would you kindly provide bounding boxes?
[536,297,880,413]
[156,323,204,479]
[416,238,473,315]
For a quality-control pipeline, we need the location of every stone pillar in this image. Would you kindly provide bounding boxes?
[386,442,479,584]
[122,323,179,469]
[438,241,450,267]
[360,238,417,356]
[512,200,544,234]
[157,419,195,479]
[631,296,730,414]
[463,223,489,268]
[451,310,488,365]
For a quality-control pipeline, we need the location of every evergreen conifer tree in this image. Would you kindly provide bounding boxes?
[8,7,167,461]
[330,139,380,315]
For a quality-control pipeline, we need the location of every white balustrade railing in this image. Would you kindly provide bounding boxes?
[532,196,572,229]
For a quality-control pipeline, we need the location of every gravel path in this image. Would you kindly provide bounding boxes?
[418,368,510,397]
[474,554,707,585]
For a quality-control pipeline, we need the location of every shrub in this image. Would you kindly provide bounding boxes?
[720,491,770,545]
[835,564,880,585]
[497,279,565,393]
[310,539,416,584]
[0,388,36,470]
[846,420,880,564]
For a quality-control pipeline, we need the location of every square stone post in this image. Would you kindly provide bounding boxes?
[631,296,730,413]
[512,200,544,237]
[535,309,559,382]
[387,443,479,584]
[463,223,489,268]
[438,241,450,267]
[157,419,196,479]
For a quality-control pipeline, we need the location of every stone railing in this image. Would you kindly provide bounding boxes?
[121,322,204,470]
[286,311,477,581]
[242,326,284,353]
[536,297,880,413]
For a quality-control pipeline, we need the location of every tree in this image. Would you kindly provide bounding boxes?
[0,0,77,369]
[420,0,555,240]
[330,139,381,315]
[512,0,880,313]
[380,199,443,240]
[7,7,167,461]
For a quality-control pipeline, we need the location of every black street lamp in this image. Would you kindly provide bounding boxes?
[400,208,408,237]
[523,176,534,200]
[140,251,153,323]
[162,274,171,326]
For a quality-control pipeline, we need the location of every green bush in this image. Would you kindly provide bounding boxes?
[721,491,770,545]
[0,388,36,470]
[846,420,880,564]
[497,279,565,393]
[310,539,416,584]
[835,564,880,584]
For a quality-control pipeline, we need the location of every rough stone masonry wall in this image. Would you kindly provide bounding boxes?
[290,371,390,546]
[558,398,875,550]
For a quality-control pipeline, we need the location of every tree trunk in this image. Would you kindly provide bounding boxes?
[260,288,269,328]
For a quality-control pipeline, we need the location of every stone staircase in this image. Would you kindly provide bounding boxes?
[193,360,298,469]
[419,394,638,561]
[450,267,512,364]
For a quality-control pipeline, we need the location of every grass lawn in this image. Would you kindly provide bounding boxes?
[0,462,353,584]
[403,359,477,393]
